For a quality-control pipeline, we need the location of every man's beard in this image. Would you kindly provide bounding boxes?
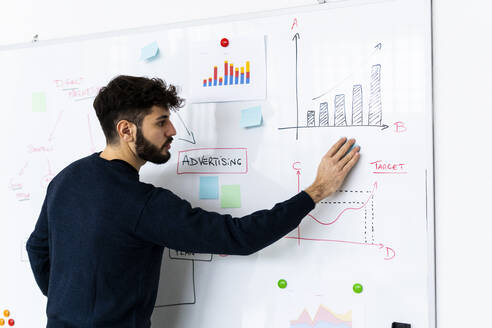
[135,127,172,164]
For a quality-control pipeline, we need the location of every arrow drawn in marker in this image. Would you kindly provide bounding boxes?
[292,32,301,140]
[176,112,196,144]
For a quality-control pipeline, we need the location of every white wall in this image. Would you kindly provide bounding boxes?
[1,0,491,327]
[433,0,492,326]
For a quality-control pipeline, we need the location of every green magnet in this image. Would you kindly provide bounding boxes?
[353,283,363,294]
[278,279,287,289]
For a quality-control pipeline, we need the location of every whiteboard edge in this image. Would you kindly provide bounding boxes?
[0,0,395,51]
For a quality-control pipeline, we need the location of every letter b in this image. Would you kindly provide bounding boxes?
[394,121,407,133]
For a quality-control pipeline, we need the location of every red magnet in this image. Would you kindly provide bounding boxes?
[220,38,229,47]
[8,319,14,326]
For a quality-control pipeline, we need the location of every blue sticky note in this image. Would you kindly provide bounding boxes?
[199,176,219,199]
[240,106,263,128]
[140,41,159,60]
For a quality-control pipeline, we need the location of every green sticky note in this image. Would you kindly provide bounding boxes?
[221,185,241,208]
[32,92,47,112]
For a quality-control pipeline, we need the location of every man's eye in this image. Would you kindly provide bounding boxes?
[157,121,165,127]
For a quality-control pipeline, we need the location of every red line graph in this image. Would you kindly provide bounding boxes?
[307,182,377,226]
[288,161,395,260]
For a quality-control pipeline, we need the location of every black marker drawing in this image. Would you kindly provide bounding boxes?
[176,111,196,144]
[154,250,213,308]
[292,32,301,140]
[280,42,388,139]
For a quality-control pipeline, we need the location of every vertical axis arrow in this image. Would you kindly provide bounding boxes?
[292,32,300,141]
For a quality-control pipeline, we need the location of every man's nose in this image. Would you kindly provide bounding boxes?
[168,121,177,137]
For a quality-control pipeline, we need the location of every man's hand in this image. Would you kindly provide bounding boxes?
[304,137,360,203]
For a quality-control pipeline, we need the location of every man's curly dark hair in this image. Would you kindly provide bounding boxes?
[93,75,184,144]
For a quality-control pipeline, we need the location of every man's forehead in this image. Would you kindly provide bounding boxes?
[149,105,171,118]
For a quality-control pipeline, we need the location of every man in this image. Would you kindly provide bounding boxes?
[26,75,360,327]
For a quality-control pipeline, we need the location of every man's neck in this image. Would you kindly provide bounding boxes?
[99,145,146,172]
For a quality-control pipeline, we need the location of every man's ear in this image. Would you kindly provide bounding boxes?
[116,120,136,143]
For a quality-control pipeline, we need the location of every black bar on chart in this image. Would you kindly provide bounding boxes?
[334,94,347,126]
[368,64,382,126]
[352,84,363,125]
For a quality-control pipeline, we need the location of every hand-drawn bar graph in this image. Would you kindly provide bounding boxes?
[279,64,387,136]
[202,61,251,87]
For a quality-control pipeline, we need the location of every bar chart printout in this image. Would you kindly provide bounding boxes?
[202,61,251,87]
[190,35,266,103]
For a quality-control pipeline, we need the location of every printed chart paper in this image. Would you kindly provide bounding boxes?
[189,36,267,103]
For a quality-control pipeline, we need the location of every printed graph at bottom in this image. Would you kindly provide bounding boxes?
[285,181,395,260]
[290,306,352,328]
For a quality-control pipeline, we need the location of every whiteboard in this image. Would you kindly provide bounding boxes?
[0,0,434,327]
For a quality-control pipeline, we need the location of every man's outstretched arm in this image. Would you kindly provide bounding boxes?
[135,137,360,255]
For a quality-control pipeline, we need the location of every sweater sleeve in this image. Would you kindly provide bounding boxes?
[134,188,315,255]
[26,194,51,296]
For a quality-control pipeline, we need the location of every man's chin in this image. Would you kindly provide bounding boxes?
[161,149,171,158]
[150,153,171,165]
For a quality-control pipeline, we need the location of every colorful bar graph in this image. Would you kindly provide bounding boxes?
[202,60,252,87]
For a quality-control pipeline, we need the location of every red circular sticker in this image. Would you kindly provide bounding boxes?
[220,38,229,47]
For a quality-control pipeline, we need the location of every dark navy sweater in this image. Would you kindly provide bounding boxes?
[26,152,315,327]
